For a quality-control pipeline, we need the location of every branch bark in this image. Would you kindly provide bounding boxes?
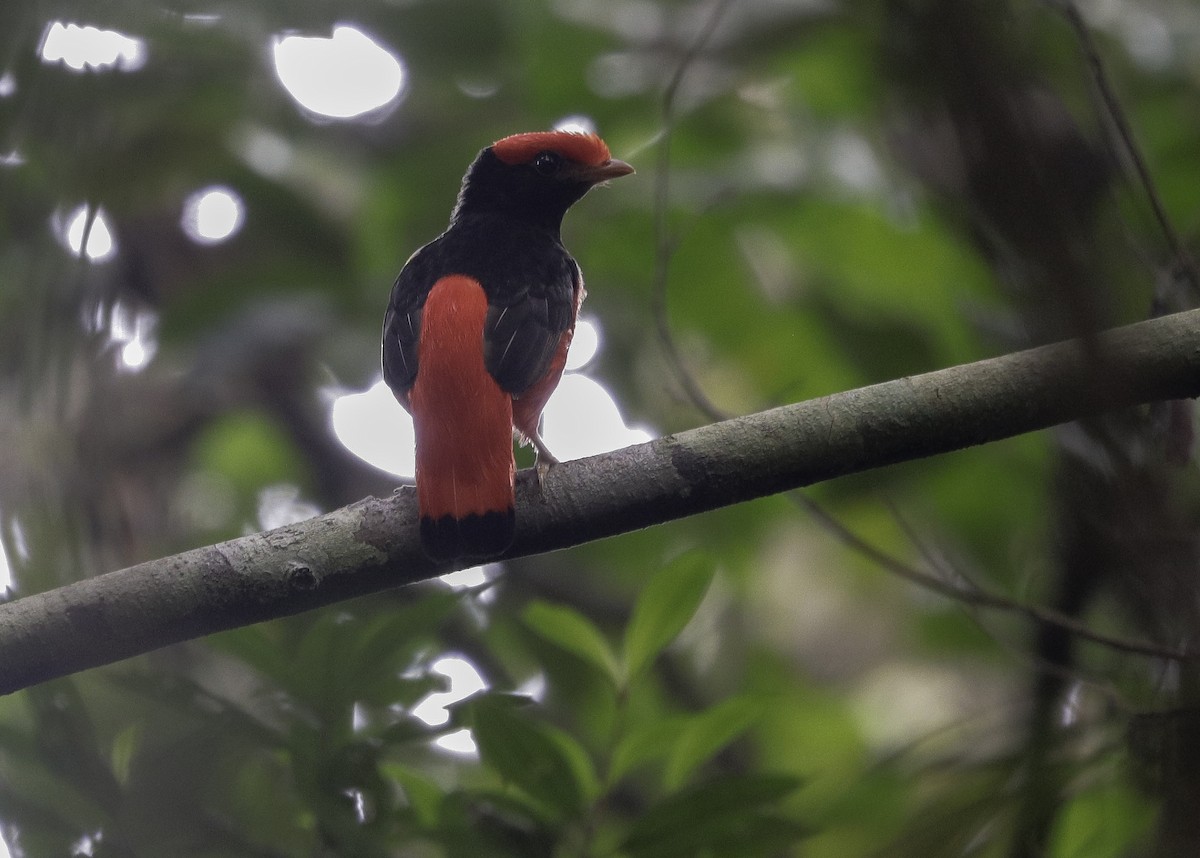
[3,308,1200,695]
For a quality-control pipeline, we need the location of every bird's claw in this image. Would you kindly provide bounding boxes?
[530,433,559,493]
[535,459,553,492]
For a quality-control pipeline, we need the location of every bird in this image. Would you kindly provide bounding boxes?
[382,130,634,561]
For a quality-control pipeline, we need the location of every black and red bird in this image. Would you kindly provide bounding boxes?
[382,131,633,561]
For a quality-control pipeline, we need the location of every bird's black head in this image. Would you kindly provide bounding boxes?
[451,131,634,231]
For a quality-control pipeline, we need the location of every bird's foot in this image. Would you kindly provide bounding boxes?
[530,433,560,493]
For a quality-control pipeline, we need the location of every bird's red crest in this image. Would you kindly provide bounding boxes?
[492,131,612,167]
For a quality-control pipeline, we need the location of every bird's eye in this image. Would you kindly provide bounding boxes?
[532,151,561,176]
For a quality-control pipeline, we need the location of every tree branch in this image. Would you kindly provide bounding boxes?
[3,308,1200,694]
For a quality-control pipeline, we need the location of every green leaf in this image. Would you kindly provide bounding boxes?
[345,592,462,700]
[1051,780,1155,858]
[439,786,558,857]
[664,695,764,791]
[522,600,620,686]
[609,715,689,785]
[623,551,716,683]
[382,763,443,828]
[211,625,294,690]
[465,694,598,822]
[622,773,805,858]
[110,723,140,786]
[190,411,304,498]
[291,610,352,715]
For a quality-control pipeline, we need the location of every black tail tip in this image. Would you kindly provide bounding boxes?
[420,509,515,562]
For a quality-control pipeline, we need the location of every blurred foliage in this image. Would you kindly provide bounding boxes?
[1,0,1199,855]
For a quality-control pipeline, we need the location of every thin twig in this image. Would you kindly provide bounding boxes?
[1058,1,1199,299]
[795,493,1197,662]
[651,0,735,424]
[885,496,985,593]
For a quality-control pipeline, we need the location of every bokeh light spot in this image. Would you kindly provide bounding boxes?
[57,205,116,261]
[412,656,487,728]
[257,485,321,531]
[542,374,652,461]
[565,317,599,371]
[104,302,158,372]
[554,115,597,135]
[439,564,493,590]
[330,381,415,478]
[272,25,405,119]
[434,728,478,755]
[0,527,11,595]
[40,22,145,72]
[182,186,245,245]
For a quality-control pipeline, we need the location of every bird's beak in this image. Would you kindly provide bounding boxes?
[574,158,635,184]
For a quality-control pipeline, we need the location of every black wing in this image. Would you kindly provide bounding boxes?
[483,255,580,396]
[381,245,436,402]
[383,223,581,400]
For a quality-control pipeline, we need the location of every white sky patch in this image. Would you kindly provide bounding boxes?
[0,525,11,595]
[331,314,647,482]
[516,672,546,704]
[434,728,477,755]
[70,833,100,856]
[120,338,150,371]
[0,73,15,97]
[182,186,245,245]
[439,564,492,590]
[438,563,499,607]
[330,369,647,475]
[565,317,599,371]
[1059,681,1084,728]
[554,114,597,135]
[412,656,487,728]
[104,301,158,372]
[541,373,652,461]
[56,204,116,261]
[272,25,405,119]
[40,22,146,72]
[331,380,415,478]
[352,701,368,733]
[0,515,28,595]
[256,485,321,531]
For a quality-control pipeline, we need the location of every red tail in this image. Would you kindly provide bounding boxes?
[410,275,515,560]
